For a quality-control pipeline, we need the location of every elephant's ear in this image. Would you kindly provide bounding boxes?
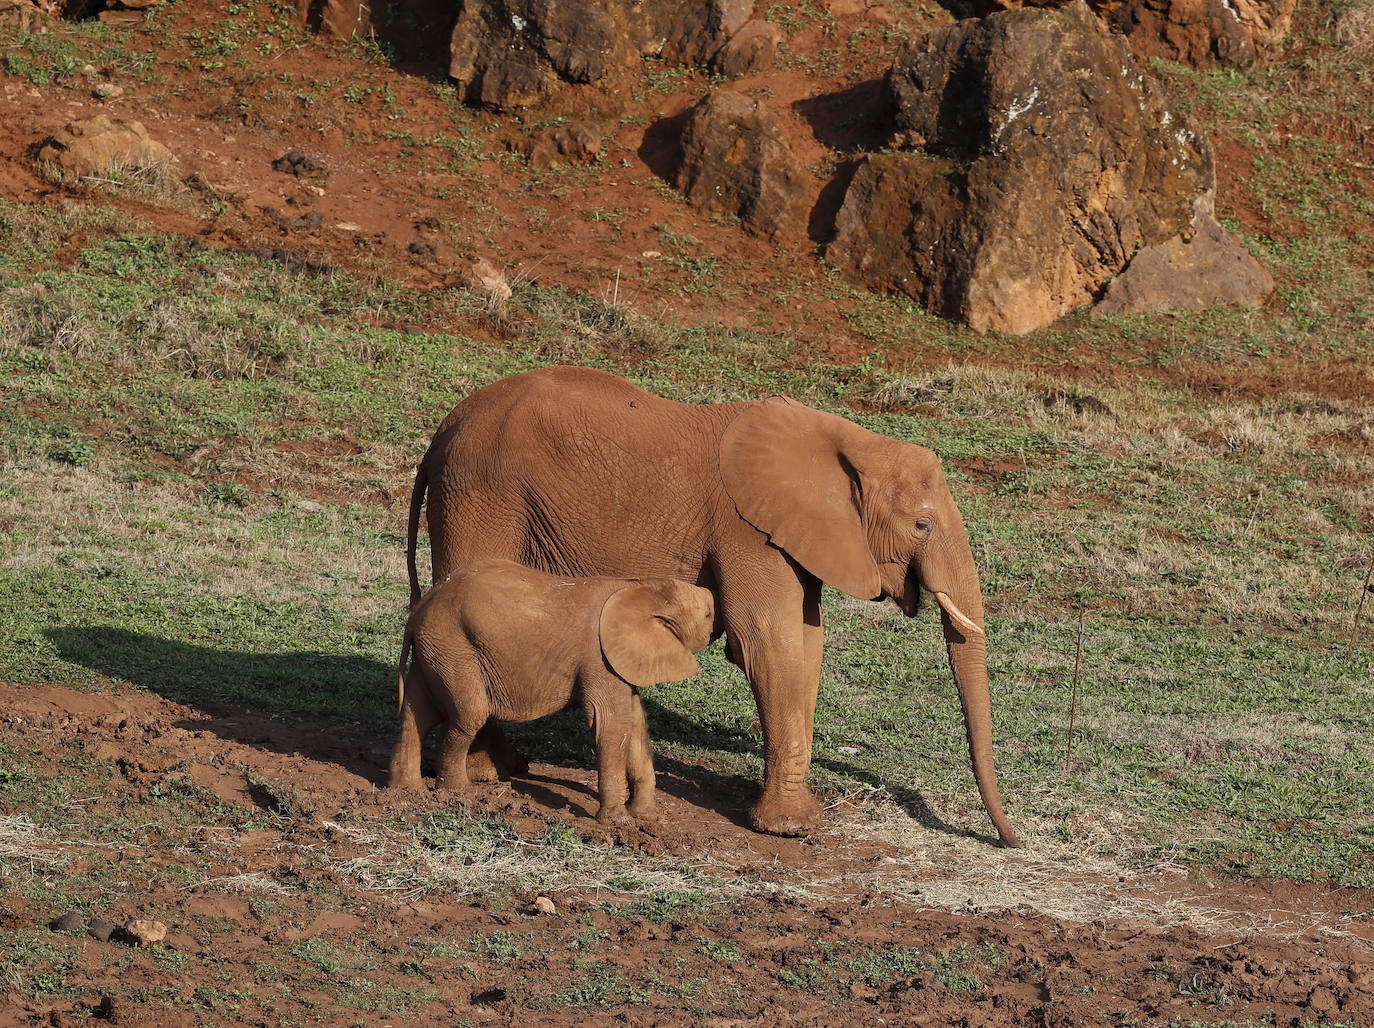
[719,397,883,600]
[600,584,701,688]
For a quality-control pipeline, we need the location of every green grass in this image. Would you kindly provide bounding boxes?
[0,199,1371,893]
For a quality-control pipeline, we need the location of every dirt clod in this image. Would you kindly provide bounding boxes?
[35,115,177,181]
[271,150,323,177]
[469,258,512,302]
[89,917,117,942]
[49,910,86,932]
[122,918,168,946]
[531,895,557,915]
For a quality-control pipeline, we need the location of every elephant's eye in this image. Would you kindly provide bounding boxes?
[914,518,934,536]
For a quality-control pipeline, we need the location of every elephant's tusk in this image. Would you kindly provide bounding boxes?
[935,592,984,637]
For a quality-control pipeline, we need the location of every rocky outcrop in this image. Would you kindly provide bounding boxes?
[447,0,779,109]
[0,0,51,32]
[1106,0,1295,67]
[675,89,813,243]
[958,0,1295,67]
[1094,214,1272,316]
[827,2,1264,334]
[36,116,177,180]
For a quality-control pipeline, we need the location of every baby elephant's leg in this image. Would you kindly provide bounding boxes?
[432,662,490,797]
[626,691,659,822]
[583,678,635,824]
[390,666,439,790]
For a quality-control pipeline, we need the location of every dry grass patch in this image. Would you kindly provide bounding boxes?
[830,790,1363,940]
[0,453,407,616]
[1335,1,1374,54]
[321,813,746,904]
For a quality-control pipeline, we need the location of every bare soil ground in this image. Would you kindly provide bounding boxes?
[3,679,1372,1026]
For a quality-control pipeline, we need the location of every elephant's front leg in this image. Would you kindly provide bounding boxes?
[582,677,635,825]
[728,577,824,837]
[625,691,659,822]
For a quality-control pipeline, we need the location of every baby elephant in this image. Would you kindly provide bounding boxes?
[389,559,715,824]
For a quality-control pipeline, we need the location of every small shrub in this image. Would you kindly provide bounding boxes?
[47,439,96,468]
[201,482,250,508]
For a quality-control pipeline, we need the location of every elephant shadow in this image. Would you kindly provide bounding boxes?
[47,627,991,844]
[46,626,399,786]
[639,696,993,845]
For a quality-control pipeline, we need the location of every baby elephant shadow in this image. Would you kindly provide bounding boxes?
[46,626,397,786]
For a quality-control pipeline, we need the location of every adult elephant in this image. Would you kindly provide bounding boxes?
[406,366,1021,846]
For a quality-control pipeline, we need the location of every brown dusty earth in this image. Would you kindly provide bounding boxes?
[2,679,1373,1026]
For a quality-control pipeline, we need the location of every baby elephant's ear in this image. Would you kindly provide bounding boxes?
[600,583,701,688]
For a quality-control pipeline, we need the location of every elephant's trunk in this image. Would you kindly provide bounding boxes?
[935,583,1023,849]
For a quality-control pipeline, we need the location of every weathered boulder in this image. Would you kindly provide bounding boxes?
[675,89,813,243]
[1094,213,1272,316]
[36,116,177,180]
[828,2,1229,334]
[659,0,753,64]
[713,19,781,77]
[447,0,762,109]
[1108,0,1295,66]
[0,0,51,32]
[957,0,1295,67]
[525,120,603,168]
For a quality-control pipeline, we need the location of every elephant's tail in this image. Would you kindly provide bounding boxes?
[406,459,427,608]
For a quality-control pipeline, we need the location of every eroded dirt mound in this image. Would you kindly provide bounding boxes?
[2,680,1372,1025]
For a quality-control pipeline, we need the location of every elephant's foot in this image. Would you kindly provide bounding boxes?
[596,805,631,826]
[748,789,822,837]
[387,772,424,791]
[626,799,659,823]
[433,781,472,804]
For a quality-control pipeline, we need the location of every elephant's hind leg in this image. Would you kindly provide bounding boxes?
[390,668,439,790]
[432,663,490,798]
[466,721,531,782]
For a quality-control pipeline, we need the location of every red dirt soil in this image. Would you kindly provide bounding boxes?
[2,680,1372,1026]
